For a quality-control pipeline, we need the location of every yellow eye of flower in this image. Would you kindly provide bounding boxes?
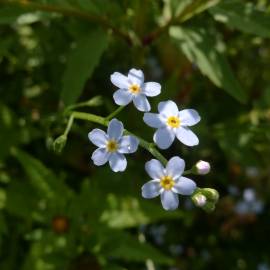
[160,176,175,190]
[129,84,141,94]
[167,116,180,128]
[106,140,118,152]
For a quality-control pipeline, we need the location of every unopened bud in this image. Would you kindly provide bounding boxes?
[202,188,219,202]
[86,96,103,107]
[202,201,216,213]
[192,194,207,207]
[53,135,67,154]
[195,160,211,175]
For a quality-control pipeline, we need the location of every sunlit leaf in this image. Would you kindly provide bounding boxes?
[169,26,247,103]
[169,0,220,21]
[210,0,270,38]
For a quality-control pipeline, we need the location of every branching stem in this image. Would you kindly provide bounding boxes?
[69,111,168,165]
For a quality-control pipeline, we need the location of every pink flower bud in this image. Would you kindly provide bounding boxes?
[196,160,210,175]
[193,194,207,207]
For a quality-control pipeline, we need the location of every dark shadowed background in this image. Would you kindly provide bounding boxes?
[0,0,270,269]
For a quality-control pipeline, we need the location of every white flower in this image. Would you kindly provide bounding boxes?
[195,160,210,175]
[141,156,197,211]
[88,119,139,172]
[143,100,200,149]
[111,68,161,112]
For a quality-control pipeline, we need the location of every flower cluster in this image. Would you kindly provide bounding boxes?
[88,68,217,211]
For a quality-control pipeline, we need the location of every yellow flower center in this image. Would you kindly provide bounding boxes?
[129,84,141,94]
[106,140,118,153]
[167,116,180,128]
[160,176,175,190]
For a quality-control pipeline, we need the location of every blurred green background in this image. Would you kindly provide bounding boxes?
[0,0,270,269]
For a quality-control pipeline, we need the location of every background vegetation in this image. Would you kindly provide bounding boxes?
[0,0,270,269]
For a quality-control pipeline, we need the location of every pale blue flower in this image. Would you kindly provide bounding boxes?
[143,100,201,149]
[141,156,197,210]
[88,118,139,172]
[111,68,161,112]
[235,188,264,215]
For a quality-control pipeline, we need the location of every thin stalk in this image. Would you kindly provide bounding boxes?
[65,101,95,111]
[69,111,168,165]
[63,114,74,137]
[106,106,125,121]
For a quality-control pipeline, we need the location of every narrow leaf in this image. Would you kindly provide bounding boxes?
[169,26,247,103]
[210,0,270,38]
[61,29,108,106]
[170,0,220,22]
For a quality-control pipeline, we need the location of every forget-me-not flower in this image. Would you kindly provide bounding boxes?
[111,68,161,112]
[88,118,139,172]
[143,100,200,149]
[141,156,197,210]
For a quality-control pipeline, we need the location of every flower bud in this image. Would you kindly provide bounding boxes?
[202,201,216,213]
[195,160,211,175]
[53,134,67,154]
[202,188,219,202]
[192,194,207,207]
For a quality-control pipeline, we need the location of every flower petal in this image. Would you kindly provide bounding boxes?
[107,119,124,140]
[176,126,199,146]
[179,109,201,126]
[133,94,151,112]
[110,72,129,89]
[113,89,133,106]
[145,159,165,180]
[141,180,161,199]
[161,190,179,210]
[142,82,161,97]
[128,68,144,85]
[158,100,179,117]
[173,177,196,195]
[143,113,165,128]
[118,135,139,154]
[91,148,109,166]
[109,152,127,172]
[154,127,175,149]
[88,129,107,147]
[166,156,185,179]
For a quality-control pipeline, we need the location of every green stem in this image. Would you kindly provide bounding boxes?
[182,169,193,175]
[106,106,125,121]
[69,111,168,165]
[63,114,74,137]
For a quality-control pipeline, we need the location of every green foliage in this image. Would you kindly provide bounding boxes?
[61,29,108,106]
[1,0,270,269]
[210,0,270,38]
[169,26,247,103]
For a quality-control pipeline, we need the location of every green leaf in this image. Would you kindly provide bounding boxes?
[101,194,184,229]
[0,6,26,24]
[5,181,39,218]
[169,0,220,21]
[169,26,247,103]
[210,0,270,38]
[61,29,108,106]
[12,149,72,204]
[100,229,173,265]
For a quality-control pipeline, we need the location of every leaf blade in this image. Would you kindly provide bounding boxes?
[61,29,108,106]
[210,0,270,38]
[169,26,247,103]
